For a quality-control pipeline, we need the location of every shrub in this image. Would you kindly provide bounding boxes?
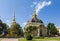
[25,32,32,40]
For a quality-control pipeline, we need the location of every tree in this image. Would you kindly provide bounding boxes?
[2,23,8,36]
[0,20,3,34]
[8,23,23,37]
[25,26,38,33]
[0,20,8,37]
[25,25,38,40]
[47,23,58,36]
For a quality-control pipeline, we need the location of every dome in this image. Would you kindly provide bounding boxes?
[28,9,43,23]
[28,18,43,23]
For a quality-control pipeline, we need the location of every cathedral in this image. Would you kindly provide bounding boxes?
[24,9,47,37]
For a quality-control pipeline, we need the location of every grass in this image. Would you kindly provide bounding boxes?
[18,37,60,41]
[40,37,60,40]
[0,37,60,41]
[0,38,2,41]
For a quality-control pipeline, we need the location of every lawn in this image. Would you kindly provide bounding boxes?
[0,38,2,41]
[0,37,60,41]
[18,37,60,41]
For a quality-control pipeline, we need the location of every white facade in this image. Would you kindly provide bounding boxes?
[57,28,60,33]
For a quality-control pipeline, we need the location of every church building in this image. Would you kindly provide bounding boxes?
[24,9,47,37]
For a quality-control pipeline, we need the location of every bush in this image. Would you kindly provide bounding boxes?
[26,35,32,40]
[25,32,33,40]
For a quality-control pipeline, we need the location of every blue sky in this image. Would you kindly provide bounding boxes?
[0,0,60,28]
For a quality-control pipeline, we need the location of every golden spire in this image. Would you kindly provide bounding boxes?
[12,10,16,23]
[32,9,37,19]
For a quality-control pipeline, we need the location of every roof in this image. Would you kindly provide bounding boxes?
[28,17,43,23]
[28,9,43,23]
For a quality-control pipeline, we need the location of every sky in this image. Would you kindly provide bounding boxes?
[0,0,60,28]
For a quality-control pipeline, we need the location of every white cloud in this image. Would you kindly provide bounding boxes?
[30,1,37,8]
[33,1,37,5]
[47,1,51,6]
[22,22,27,26]
[36,1,51,15]
[6,20,11,27]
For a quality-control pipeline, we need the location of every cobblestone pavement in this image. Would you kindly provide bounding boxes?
[1,38,18,41]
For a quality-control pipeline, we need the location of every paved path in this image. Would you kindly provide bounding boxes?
[1,38,18,41]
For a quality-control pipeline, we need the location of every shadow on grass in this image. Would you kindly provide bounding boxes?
[34,37,45,39]
[26,40,36,41]
[40,37,44,39]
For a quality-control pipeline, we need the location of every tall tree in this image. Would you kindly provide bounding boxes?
[25,26,38,33]
[25,25,38,39]
[0,20,8,37]
[2,23,8,36]
[0,20,3,34]
[8,23,23,37]
[25,26,37,40]
[47,23,58,36]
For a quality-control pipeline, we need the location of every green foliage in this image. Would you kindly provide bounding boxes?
[25,26,38,32]
[2,23,8,31]
[47,23,58,36]
[25,26,38,40]
[0,20,2,24]
[25,32,32,40]
[0,19,23,37]
[0,19,8,36]
[2,23,8,35]
[8,22,23,37]
[0,20,3,34]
